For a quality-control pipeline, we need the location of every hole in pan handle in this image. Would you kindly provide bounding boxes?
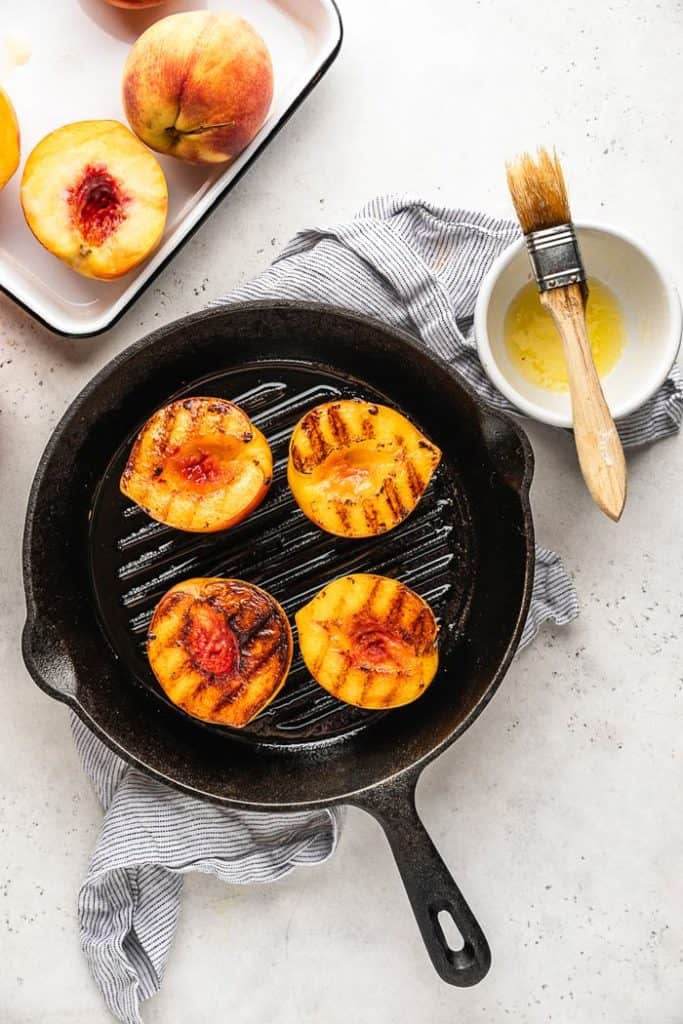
[349,771,491,987]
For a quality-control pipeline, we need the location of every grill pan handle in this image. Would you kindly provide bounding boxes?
[350,773,491,986]
[22,612,79,703]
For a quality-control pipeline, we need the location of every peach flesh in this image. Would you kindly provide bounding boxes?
[166,438,243,488]
[178,452,222,485]
[349,622,410,670]
[21,120,168,280]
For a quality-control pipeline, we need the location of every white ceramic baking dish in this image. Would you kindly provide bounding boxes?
[0,0,342,336]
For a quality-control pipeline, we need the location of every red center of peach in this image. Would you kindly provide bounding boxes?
[68,164,129,246]
[328,452,367,481]
[350,622,408,670]
[178,451,222,484]
[185,601,239,677]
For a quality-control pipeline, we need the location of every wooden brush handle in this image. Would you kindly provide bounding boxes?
[541,284,627,522]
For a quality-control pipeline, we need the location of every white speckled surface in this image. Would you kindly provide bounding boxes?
[1,1,681,1021]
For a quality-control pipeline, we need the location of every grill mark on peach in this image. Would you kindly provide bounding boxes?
[359,671,374,705]
[333,499,351,531]
[418,439,439,459]
[385,588,408,629]
[231,668,282,723]
[382,677,404,707]
[355,576,383,620]
[405,457,425,501]
[309,620,345,680]
[370,575,384,606]
[236,605,277,648]
[210,675,249,715]
[356,669,400,709]
[201,580,233,601]
[361,413,376,439]
[327,651,352,695]
[305,582,353,677]
[227,592,275,636]
[326,403,350,445]
[165,652,196,687]
[300,410,331,469]
[159,490,177,525]
[179,397,199,422]
[411,607,435,653]
[155,404,178,458]
[151,589,187,627]
[305,619,334,679]
[121,433,144,486]
[209,399,233,416]
[242,631,289,679]
[362,503,382,533]
[241,623,286,667]
[187,671,239,703]
[383,478,405,523]
[290,443,306,474]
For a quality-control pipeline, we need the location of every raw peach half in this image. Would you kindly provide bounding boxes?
[20,120,167,280]
[296,574,439,710]
[122,11,273,164]
[288,400,442,538]
[121,397,273,532]
[0,87,20,189]
[148,578,293,727]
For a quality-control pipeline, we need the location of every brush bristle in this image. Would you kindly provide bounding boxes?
[505,148,571,234]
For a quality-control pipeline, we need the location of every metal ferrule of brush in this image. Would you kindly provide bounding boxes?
[525,223,588,298]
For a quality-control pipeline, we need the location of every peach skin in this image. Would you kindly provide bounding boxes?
[122,11,274,164]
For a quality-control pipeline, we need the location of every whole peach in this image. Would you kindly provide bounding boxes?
[122,11,273,164]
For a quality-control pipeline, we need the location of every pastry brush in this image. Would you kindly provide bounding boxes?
[506,148,627,522]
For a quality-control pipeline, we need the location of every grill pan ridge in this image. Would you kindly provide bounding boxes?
[23,302,535,989]
[90,365,475,745]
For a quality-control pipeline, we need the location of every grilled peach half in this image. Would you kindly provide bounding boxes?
[288,400,441,538]
[296,573,439,710]
[148,578,292,727]
[121,397,272,532]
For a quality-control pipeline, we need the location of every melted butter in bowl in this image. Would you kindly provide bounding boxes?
[474,223,682,428]
[504,277,626,392]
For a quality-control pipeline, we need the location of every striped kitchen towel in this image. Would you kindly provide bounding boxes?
[76,195,681,1024]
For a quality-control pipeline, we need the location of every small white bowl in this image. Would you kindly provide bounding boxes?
[474,222,682,427]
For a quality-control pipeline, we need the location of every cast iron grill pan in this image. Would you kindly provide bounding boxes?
[23,303,535,989]
[90,365,475,745]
